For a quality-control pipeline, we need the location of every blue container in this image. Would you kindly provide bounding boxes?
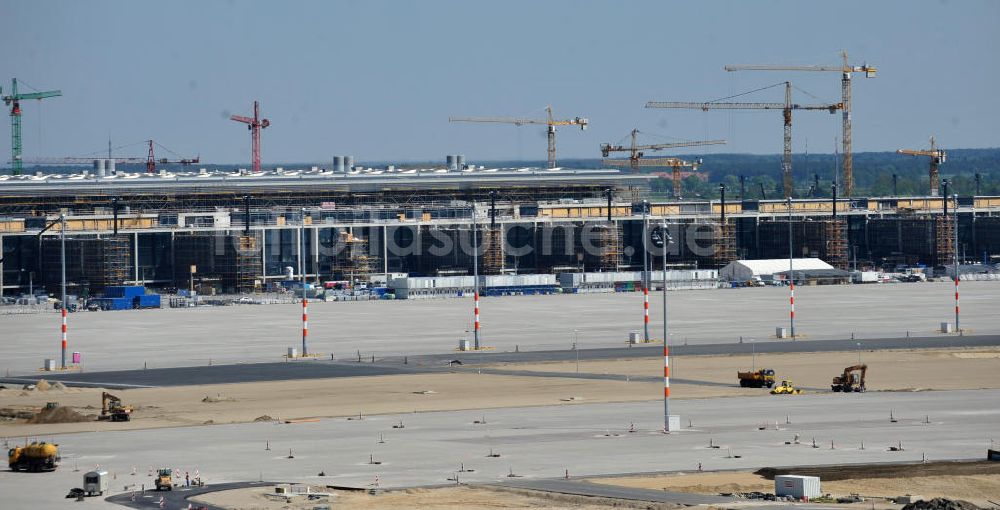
[135,294,161,309]
[104,285,146,299]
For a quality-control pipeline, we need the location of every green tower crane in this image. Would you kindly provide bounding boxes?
[2,78,62,175]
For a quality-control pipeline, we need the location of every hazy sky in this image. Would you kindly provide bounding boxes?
[3,0,998,166]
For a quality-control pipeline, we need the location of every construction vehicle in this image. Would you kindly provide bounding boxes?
[8,441,60,471]
[832,364,867,392]
[155,468,173,491]
[770,380,803,395]
[83,470,109,496]
[737,368,776,388]
[98,392,132,422]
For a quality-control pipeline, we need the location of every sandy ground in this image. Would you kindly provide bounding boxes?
[2,347,999,437]
[498,347,1000,392]
[191,485,676,510]
[590,469,1000,507]
[0,371,658,436]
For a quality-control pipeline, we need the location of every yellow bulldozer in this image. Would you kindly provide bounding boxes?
[155,468,173,491]
[770,380,804,395]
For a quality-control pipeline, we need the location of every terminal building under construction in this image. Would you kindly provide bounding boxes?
[1,164,999,296]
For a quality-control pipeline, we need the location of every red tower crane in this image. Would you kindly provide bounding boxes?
[230,100,270,173]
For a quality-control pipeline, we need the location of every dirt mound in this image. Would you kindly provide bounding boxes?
[27,406,91,424]
[34,379,51,391]
[253,415,274,422]
[903,498,981,510]
[50,382,67,391]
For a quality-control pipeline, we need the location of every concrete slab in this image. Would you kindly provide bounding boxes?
[1,281,997,374]
[1,389,997,509]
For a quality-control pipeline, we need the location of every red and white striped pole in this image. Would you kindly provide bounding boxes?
[301,297,308,356]
[789,281,795,338]
[474,291,481,346]
[643,287,650,341]
[61,307,68,368]
[663,344,670,431]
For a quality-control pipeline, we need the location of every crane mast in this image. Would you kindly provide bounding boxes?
[725,51,877,197]
[230,100,270,173]
[449,105,588,168]
[646,82,841,198]
[2,78,62,175]
[897,136,946,196]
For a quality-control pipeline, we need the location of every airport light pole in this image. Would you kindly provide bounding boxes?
[60,214,67,369]
[642,201,650,344]
[787,197,795,339]
[472,204,481,350]
[751,339,756,372]
[661,219,673,432]
[574,329,579,373]
[301,208,308,357]
[954,193,960,331]
[857,342,862,365]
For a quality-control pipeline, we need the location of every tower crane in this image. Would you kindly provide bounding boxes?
[2,78,62,175]
[646,82,841,199]
[230,100,270,173]
[897,136,946,196]
[725,51,877,197]
[600,129,726,172]
[603,156,702,199]
[22,140,199,173]
[449,105,588,168]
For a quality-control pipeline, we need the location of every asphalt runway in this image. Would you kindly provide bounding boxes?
[3,334,997,388]
[4,389,997,509]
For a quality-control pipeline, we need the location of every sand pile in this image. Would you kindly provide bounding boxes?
[50,382,67,391]
[27,406,91,424]
[34,380,51,391]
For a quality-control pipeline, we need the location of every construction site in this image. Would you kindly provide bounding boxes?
[3,4,1000,508]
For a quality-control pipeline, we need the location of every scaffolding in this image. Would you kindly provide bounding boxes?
[592,223,622,271]
[174,232,261,294]
[482,227,504,274]
[824,219,848,269]
[712,221,737,268]
[41,235,131,295]
[935,216,955,266]
[332,231,377,286]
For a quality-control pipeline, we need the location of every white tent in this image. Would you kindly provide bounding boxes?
[721,258,833,281]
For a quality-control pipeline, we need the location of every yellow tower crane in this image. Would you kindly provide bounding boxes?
[449,105,588,168]
[898,136,946,196]
[604,156,702,199]
[646,82,841,199]
[600,129,726,172]
[725,51,877,197]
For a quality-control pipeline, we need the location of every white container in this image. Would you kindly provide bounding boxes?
[774,475,820,499]
[43,358,56,371]
[458,339,471,351]
[287,347,298,358]
[84,470,109,496]
[941,322,954,333]
[776,327,788,339]
[628,331,641,344]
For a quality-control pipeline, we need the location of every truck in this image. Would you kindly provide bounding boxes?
[83,470,109,496]
[737,368,776,388]
[832,364,867,392]
[155,468,173,491]
[8,441,60,472]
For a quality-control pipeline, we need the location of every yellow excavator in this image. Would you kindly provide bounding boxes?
[832,364,867,392]
[770,380,804,395]
[98,392,132,422]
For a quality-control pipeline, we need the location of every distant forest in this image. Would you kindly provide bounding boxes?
[12,148,1000,199]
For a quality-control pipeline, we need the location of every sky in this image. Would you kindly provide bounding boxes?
[2,0,999,166]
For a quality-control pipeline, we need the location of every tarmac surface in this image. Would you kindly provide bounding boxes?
[3,388,997,509]
[3,334,997,388]
[2,281,998,375]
